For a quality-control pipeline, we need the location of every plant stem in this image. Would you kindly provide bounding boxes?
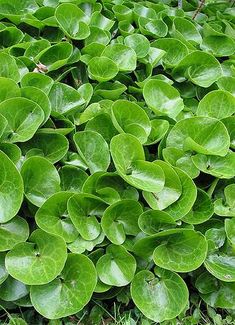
[192,0,205,20]
[178,0,183,9]
[207,178,219,198]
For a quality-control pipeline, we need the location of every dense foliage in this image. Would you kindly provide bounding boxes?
[0,0,235,324]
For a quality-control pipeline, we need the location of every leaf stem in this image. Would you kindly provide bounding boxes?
[192,0,205,20]
[207,178,219,198]
[178,0,183,9]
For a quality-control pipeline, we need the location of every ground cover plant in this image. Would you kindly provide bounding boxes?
[0,0,235,324]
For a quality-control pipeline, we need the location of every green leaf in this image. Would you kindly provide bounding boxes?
[138,17,168,38]
[49,82,84,116]
[30,254,97,319]
[0,0,38,18]
[145,119,169,145]
[5,229,67,285]
[88,56,119,82]
[143,79,184,119]
[96,244,136,286]
[21,86,51,125]
[59,166,88,193]
[36,192,78,243]
[113,4,133,22]
[205,253,235,282]
[85,113,119,143]
[24,39,50,60]
[152,38,188,66]
[0,53,20,82]
[195,271,218,295]
[222,116,235,149]
[197,90,235,119]
[173,17,202,44]
[217,76,235,96]
[0,77,20,103]
[84,27,110,47]
[143,161,182,210]
[102,44,137,72]
[182,189,214,225]
[111,99,151,144]
[68,193,107,241]
[166,117,230,156]
[124,34,150,59]
[21,156,60,207]
[68,232,105,254]
[0,150,23,223]
[205,228,225,250]
[0,98,44,143]
[198,273,235,309]
[90,11,114,31]
[73,131,110,174]
[20,132,69,163]
[172,51,222,87]
[0,216,29,252]
[55,3,90,40]
[131,268,188,323]
[202,33,235,57]
[163,147,200,179]
[225,218,235,245]
[134,229,207,272]
[0,143,21,164]
[0,276,28,302]
[164,168,197,220]
[192,152,235,178]
[94,81,127,100]
[110,134,165,192]
[138,210,176,235]
[21,72,54,95]
[8,318,28,325]
[0,253,7,285]
[101,200,142,245]
[205,283,235,309]
[36,42,73,72]
[82,171,139,203]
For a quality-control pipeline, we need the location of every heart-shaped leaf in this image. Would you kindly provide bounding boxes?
[182,189,214,225]
[102,44,137,72]
[73,131,110,174]
[96,244,136,286]
[20,132,69,163]
[68,193,107,240]
[21,156,60,207]
[0,150,23,223]
[111,100,151,144]
[88,57,119,82]
[143,79,184,119]
[205,253,235,282]
[0,216,29,252]
[138,210,176,235]
[55,3,90,40]
[172,51,222,87]
[30,254,97,319]
[143,161,182,210]
[110,134,165,192]
[134,228,207,272]
[131,268,188,323]
[36,192,77,243]
[192,152,235,178]
[197,90,235,119]
[5,229,67,285]
[166,117,230,156]
[0,276,28,302]
[101,199,142,244]
[0,98,44,143]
